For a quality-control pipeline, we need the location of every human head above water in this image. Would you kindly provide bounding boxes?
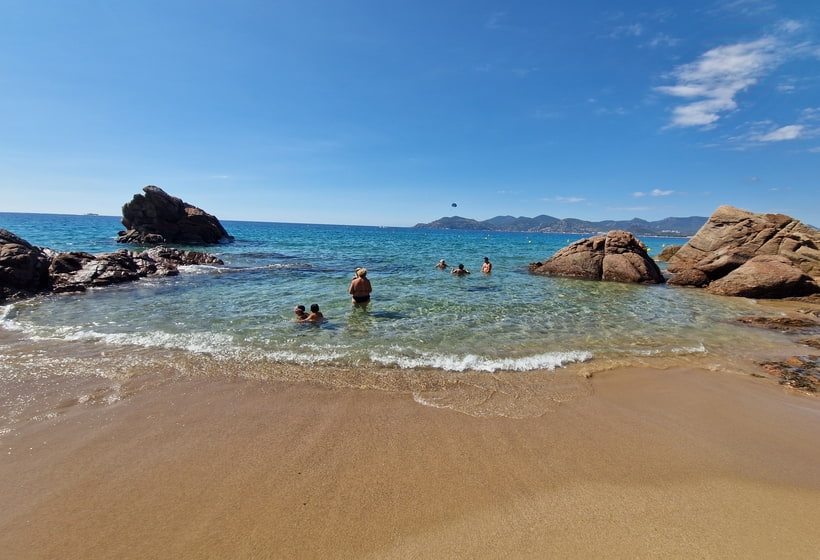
[356,268,367,277]
[310,303,320,313]
[294,305,305,313]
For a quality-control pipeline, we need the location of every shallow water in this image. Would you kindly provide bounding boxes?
[0,212,807,419]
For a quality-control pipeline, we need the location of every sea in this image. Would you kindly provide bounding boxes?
[0,212,805,419]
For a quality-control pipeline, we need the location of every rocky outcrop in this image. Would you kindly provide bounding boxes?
[705,255,819,298]
[117,185,234,245]
[1,230,223,301]
[529,230,664,284]
[0,229,51,300]
[667,206,820,298]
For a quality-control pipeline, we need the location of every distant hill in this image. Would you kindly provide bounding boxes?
[414,214,707,237]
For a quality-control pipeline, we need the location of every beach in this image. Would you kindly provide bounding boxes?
[2,362,819,559]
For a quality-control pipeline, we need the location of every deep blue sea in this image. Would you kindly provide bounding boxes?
[0,212,803,418]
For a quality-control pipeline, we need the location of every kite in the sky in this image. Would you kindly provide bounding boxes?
[451,202,457,207]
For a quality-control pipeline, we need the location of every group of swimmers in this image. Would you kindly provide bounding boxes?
[293,267,373,323]
[293,260,490,323]
[435,256,492,275]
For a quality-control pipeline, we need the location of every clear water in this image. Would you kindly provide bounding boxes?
[0,212,804,418]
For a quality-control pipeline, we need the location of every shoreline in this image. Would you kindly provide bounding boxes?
[1,297,818,558]
[2,363,819,559]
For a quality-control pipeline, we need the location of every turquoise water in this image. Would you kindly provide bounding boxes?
[0,212,803,418]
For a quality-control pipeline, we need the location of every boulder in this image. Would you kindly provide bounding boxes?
[656,245,682,262]
[117,185,234,245]
[667,206,820,293]
[0,229,51,300]
[1,229,224,300]
[704,254,820,299]
[529,230,664,284]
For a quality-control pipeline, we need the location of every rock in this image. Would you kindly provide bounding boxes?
[0,236,47,298]
[666,267,710,288]
[656,245,682,262]
[529,230,664,284]
[1,229,224,300]
[117,185,234,245]
[667,206,820,296]
[758,355,820,392]
[737,315,819,333]
[0,229,51,300]
[49,250,142,293]
[705,255,820,298]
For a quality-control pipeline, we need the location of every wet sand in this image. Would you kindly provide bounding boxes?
[1,365,819,559]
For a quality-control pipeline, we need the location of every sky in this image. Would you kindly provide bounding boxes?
[1,0,819,228]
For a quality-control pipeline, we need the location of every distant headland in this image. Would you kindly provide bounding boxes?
[414,214,708,237]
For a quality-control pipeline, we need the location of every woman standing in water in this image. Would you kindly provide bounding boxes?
[349,267,372,307]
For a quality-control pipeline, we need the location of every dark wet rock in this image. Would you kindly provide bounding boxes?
[1,229,223,300]
[666,206,820,298]
[758,355,820,392]
[0,229,51,300]
[529,230,664,284]
[736,315,819,333]
[800,338,820,350]
[117,185,234,245]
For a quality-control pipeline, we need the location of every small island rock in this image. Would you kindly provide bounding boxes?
[117,185,234,245]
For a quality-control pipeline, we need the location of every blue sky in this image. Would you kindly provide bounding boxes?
[1,0,819,227]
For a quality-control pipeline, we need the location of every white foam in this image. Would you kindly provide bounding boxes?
[370,350,593,372]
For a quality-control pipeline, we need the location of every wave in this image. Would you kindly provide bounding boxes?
[369,350,593,372]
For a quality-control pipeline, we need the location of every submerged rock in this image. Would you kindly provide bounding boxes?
[529,230,664,284]
[117,185,234,245]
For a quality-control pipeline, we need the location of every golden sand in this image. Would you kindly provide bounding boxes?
[1,364,819,559]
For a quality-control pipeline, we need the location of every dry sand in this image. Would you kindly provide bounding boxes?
[1,365,819,559]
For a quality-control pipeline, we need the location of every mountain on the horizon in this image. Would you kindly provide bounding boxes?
[414,214,707,237]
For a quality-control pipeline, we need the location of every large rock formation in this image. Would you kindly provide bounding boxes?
[0,229,223,301]
[529,230,665,284]
[667,206,820,298]
[117,185,234,245]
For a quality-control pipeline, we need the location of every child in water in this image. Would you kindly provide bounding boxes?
[304,303,324,323]
[293,305,309,321]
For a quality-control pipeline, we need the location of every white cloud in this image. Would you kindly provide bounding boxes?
[633,189,674,197]
[656,37,782,128]
[758,124,804,141]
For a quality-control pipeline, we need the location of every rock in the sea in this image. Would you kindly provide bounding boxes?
[1,229,224,300]
[117,185,234,245]
[0,229,51,300]
[529,230,664,284]
[667,206,820,296]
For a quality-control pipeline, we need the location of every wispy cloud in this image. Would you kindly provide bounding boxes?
[656,37,782,128]
[485,11,507,30]
[758,124,804,142]
[711,0,776,17]
[633,189,675,197]
[544,196,586,203]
